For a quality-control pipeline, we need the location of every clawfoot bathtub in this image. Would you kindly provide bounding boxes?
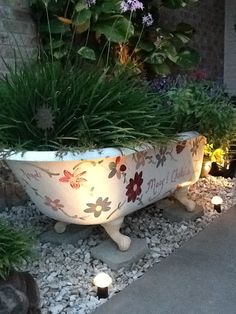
[5,132,205,251]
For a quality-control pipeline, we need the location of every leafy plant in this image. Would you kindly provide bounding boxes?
[0,61,176,153]
[0,222,34,280]
[161,79,236,148]
[30,0,200,75]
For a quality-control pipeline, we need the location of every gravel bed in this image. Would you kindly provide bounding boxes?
[0,176,235,314]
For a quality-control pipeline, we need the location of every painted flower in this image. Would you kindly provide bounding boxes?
[176,140,187,154]
[44,196,64,211]
[108,156,127,179]
[59,169,87,189]
[84,197,111,218]
[126,171,143,202]
[133,151,147,169]
[191,139,199,156]
[120,0,144,12]
[156,147,167,168]
[142,13,154,27]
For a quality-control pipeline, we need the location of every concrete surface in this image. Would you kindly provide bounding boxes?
[39,224,93,245]
[91,238,149,270]
[93,205,236,314]
[159,198,204,222]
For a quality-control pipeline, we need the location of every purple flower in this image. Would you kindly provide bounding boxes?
[86,0,96,7]
[120,0,144,12]
[142,13,154,27]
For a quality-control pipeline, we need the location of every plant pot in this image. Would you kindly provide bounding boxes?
[5,132,205,251]
[0,271,40,314]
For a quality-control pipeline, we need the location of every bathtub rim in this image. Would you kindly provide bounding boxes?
[4,131,202,162]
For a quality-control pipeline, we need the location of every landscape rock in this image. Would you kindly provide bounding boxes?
[0,176,235,313]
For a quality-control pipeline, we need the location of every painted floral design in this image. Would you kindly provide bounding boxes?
[84,197,111,218]
[156,147,167,168]
[176,140,187,154]
[44,196,64,211]
[126,171,143,202]
[191,138,200,156]
[59,169,87,189]
[108,156,127,179]
[44,196,78,218]
[133,151,147,170]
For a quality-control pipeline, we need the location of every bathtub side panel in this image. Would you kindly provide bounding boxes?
[6,134,205,225]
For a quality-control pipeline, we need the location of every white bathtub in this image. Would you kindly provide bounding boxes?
[6,132,205,250]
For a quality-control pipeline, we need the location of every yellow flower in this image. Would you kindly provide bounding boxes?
[211,148,225,165]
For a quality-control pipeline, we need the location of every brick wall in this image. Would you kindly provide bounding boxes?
[0,0,37,76]
[224,0,236,95]
[159,0,225,80]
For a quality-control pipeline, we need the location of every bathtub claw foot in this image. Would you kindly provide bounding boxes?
[54,221,68,234]
[102,217,131,251]
[174,186,196,212]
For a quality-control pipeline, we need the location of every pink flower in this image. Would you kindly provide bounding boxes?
[44,196,64,211]
[59,170,87,189]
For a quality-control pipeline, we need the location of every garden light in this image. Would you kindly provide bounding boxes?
[211,196,223,213]
[94,272,112,299]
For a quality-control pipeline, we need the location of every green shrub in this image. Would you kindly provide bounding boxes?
[30,0,200,76]
[0,62,176,153]
[162,80,236,148]
[0,222,34,280]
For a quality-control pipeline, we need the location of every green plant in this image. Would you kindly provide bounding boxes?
[0,222,34,280]
[0,61,176,153]
[162,80,236,147]
[30,0,200,75]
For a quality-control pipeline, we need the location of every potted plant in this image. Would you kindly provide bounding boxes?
[0,62,235,250]
[0,221,40,313]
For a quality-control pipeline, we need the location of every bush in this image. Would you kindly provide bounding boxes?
[0,222,34,280]
[160,79,236,148]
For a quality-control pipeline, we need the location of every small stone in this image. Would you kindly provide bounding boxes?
[49,304,65,314]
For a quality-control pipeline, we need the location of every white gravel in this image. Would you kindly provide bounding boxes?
[0,176,235,314]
